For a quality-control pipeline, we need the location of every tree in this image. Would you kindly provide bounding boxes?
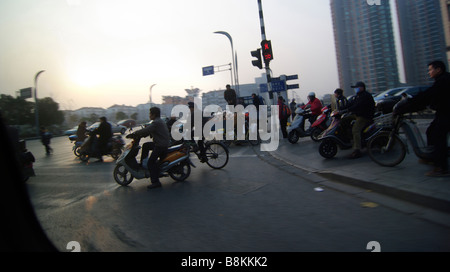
[37,97,64,127]
[116,111,128,121]
[0,94,34,125]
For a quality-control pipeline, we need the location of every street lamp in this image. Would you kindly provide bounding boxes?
[150,84,156,106]
[214,31,240,96]
[34,70,45,137]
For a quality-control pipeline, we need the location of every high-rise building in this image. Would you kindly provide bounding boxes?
[396,0,448,85]
[440,0,450,67]
[330,0,400,96]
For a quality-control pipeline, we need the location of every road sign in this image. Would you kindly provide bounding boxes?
[202,66,215,76]
[259,84,268,93]
[270,78,286,92]
[286,74,298,81]
[20,87,32,99]
[287,84,300,90]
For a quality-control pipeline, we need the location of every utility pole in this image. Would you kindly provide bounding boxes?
[256,0,274,105]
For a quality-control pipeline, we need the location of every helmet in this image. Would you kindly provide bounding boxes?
[308,92,316,97]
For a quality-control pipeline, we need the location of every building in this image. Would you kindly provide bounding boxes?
[330,0,400,96]
[397,0,448,85]
[440,0,450,66]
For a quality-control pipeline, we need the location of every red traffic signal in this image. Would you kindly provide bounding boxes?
[261,40,273,63]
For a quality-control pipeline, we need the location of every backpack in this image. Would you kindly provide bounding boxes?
[281,104,291,119]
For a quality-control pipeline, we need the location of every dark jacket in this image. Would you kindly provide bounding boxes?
[95,121,112,143]
[344,90,375,120]
[336,95,348,111]
[403,72,450,119]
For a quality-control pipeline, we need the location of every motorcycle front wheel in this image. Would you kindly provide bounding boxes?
[169,161,191,182]
[113,164,134,186]
[368,132,406,167]
[310,128,323,142]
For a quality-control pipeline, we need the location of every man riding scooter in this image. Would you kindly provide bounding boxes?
[301,92,323,131]
[338,82,375,159]
[129,107,171,189]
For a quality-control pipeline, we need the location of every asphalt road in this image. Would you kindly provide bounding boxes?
[24,135,450,252]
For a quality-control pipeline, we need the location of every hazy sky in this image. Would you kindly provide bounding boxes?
[0,0,342,110]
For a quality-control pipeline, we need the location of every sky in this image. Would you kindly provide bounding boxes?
[0,0,343,110]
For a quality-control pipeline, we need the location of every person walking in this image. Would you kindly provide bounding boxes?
[40,126,53,155]
[289,99,297,121]
[278,96,290,138]
[394,60,450,177]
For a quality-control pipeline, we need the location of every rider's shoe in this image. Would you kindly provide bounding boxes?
[147,182,162,189]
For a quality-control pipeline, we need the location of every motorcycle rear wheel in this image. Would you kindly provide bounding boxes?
[169,161,191,182]
[113,164,134,186]
[319,139,338,159]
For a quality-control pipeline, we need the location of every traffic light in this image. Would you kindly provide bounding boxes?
[261,40,273,64]
[251,49,263,69]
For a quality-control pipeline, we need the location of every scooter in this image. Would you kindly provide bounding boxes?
[78,131,125,162]
[309,106,331,142]
[69,135,84,157]
[287,107,313,144]
[318,111,387,159]
[113,134,195,186]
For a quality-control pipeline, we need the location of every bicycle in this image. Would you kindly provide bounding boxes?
[367,112,442,167]
[184,139,229,169]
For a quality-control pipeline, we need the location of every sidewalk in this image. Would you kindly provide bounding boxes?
[253,120,450,214]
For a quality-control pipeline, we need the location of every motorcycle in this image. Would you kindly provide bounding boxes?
[113,134,195,186]
[18,139,35,182]
[318,111,387,159]
[68,135,84,157]
[78,131,125,162]
[309,106,331,142]
[287,107,312,144]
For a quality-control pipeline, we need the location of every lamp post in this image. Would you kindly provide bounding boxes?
[149,84,156,106]
[214,31,240,96]
[34,70,45,137]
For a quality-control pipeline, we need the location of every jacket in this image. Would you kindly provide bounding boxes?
[134,117,170,148]
[345,90,375,120]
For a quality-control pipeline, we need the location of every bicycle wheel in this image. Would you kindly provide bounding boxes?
[368,132,407,167]
[205,142,229,169]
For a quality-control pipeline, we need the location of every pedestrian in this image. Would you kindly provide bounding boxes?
[76,121,88,142]
[340,82,375,159]
[278,96,290,138]
[133,107,171,189]
[394,60,450,177]
[289,99,297,121]
[93,117,112,161]
[40,126,53,155]
[224,84,237,106]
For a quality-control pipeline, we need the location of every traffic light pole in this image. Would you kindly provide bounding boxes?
[257,0,274,105]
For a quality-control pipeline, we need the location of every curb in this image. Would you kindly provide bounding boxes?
[255,146,450,214]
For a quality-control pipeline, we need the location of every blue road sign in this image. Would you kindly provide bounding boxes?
[271,79,286,92]
[202,66,215,76]
[259,83,268,93]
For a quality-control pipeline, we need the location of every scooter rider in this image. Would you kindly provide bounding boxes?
[301,92,323,126]
[339,82,375,159]
[129,107,170,189]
